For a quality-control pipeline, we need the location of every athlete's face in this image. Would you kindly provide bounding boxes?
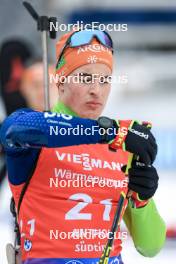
[58,64,112,119]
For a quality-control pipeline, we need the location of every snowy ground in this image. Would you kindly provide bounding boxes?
[0,172,176,264]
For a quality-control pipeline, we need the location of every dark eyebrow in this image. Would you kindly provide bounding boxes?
[73,73,111,77]
[74,73,92,77]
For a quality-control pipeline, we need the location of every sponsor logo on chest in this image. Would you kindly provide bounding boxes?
[55,151,123,171]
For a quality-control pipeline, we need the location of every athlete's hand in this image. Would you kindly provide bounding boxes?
[125,160,159,200]
[110,121,157,165]
[6,243,22,264]
[125,123,157,165]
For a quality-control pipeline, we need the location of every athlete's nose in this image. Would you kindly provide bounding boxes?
[89,80,101,97]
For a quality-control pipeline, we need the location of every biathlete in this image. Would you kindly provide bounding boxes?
[0,28,166,264]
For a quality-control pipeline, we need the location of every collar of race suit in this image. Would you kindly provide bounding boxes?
[52,101,78,117]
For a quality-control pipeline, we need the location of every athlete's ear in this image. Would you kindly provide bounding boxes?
[57,83,65,95]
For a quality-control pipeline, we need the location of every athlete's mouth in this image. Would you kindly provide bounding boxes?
[86,101,102,107]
